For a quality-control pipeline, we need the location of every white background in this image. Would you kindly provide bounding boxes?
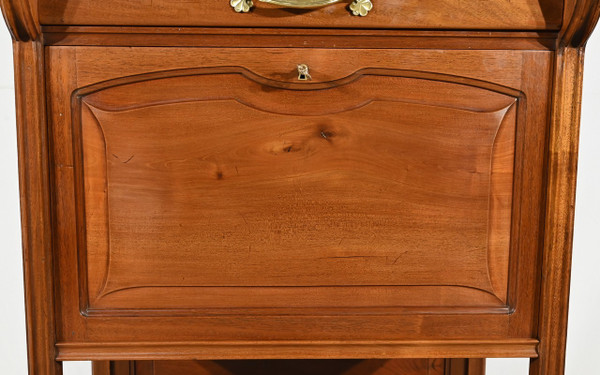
[0,28,598,375]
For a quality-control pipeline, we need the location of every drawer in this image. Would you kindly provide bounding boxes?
[49,46,549,357]
[39,0,563,30]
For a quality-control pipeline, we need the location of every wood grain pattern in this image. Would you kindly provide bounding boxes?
[0,0,38,41]
[93,358,485,375]
[71,48,530,90]
[73,66,517,314]
[529,1,600,374]
[1,0,598,373]
[56,339,537,360]
[13,40,62,375]
[42,27,557,51]
[561,0,600,47]
[529,46,584,375]
[38,0,562,30]
[44,46,550,357]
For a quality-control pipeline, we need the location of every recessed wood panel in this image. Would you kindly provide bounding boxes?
[73,67,518,314]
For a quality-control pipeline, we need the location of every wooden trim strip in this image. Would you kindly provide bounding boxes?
[13,40,61,374]
[57,339,538,361]
[529,46,584,375]
[40,26,558,38]
[41,27,557,50]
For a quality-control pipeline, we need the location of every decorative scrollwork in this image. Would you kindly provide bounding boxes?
[349,0,373,16]
[230,0,254,13]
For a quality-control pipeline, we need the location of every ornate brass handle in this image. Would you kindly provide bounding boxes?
[230,0,372,16]
[262,0,342,8]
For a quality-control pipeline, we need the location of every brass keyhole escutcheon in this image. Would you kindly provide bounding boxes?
[297,64,311,81]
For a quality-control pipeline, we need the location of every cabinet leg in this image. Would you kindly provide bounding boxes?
[528,39,590,375]
[466,359,486,375]
[12,40,61,375]
[92,362,112,375]
[446,359,485,375]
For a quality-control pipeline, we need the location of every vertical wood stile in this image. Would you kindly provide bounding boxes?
[530,1,600,373]
[13,39,62,375]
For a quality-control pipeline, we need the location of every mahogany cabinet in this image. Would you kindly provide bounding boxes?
[1,1,599,375]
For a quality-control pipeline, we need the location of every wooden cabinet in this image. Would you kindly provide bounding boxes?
[2,1,599,375]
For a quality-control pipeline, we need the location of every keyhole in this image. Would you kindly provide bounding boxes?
[297,64,311,81]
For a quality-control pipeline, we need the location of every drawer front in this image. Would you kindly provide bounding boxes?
[40,0,562,30]
[49,47,550,351]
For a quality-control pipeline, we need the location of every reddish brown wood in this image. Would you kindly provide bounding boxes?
[40,27,558,50]
[0,0,598,374]
[10,39,62,375]
[466,359,486,375]
[93,359,484,375]
[75,67,515,313]
[92,361,112,375]
[0,0,38,40]
[40,46,549,359]
[38,0,562,31]
[56,339,538,361]
[528,1,600,374]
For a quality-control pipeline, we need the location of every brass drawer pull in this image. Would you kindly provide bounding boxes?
[263,0,342,8]
[230,0,373,16]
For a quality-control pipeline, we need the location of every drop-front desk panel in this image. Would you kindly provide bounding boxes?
[50,46,544,347]
[2,1,599,375]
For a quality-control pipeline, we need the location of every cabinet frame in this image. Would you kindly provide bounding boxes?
[1,1,599,375]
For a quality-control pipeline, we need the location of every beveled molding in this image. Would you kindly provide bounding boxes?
[94,358,486,375]
[55,339,539,361]
[0,0,38,40]
[70,66,523,317]
[561,0,600,47]
[42,27,559,50]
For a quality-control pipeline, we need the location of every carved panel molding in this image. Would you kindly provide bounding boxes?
[71,67,522,316]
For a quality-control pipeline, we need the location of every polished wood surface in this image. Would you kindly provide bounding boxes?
[76,64,516,313]
[1,0,599,374]
[93,359,486,375]
[530,1,600,373]
[46,46,548,358]
[10,39,62,375]
[41,27,558,50]
[39,0,562,30]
